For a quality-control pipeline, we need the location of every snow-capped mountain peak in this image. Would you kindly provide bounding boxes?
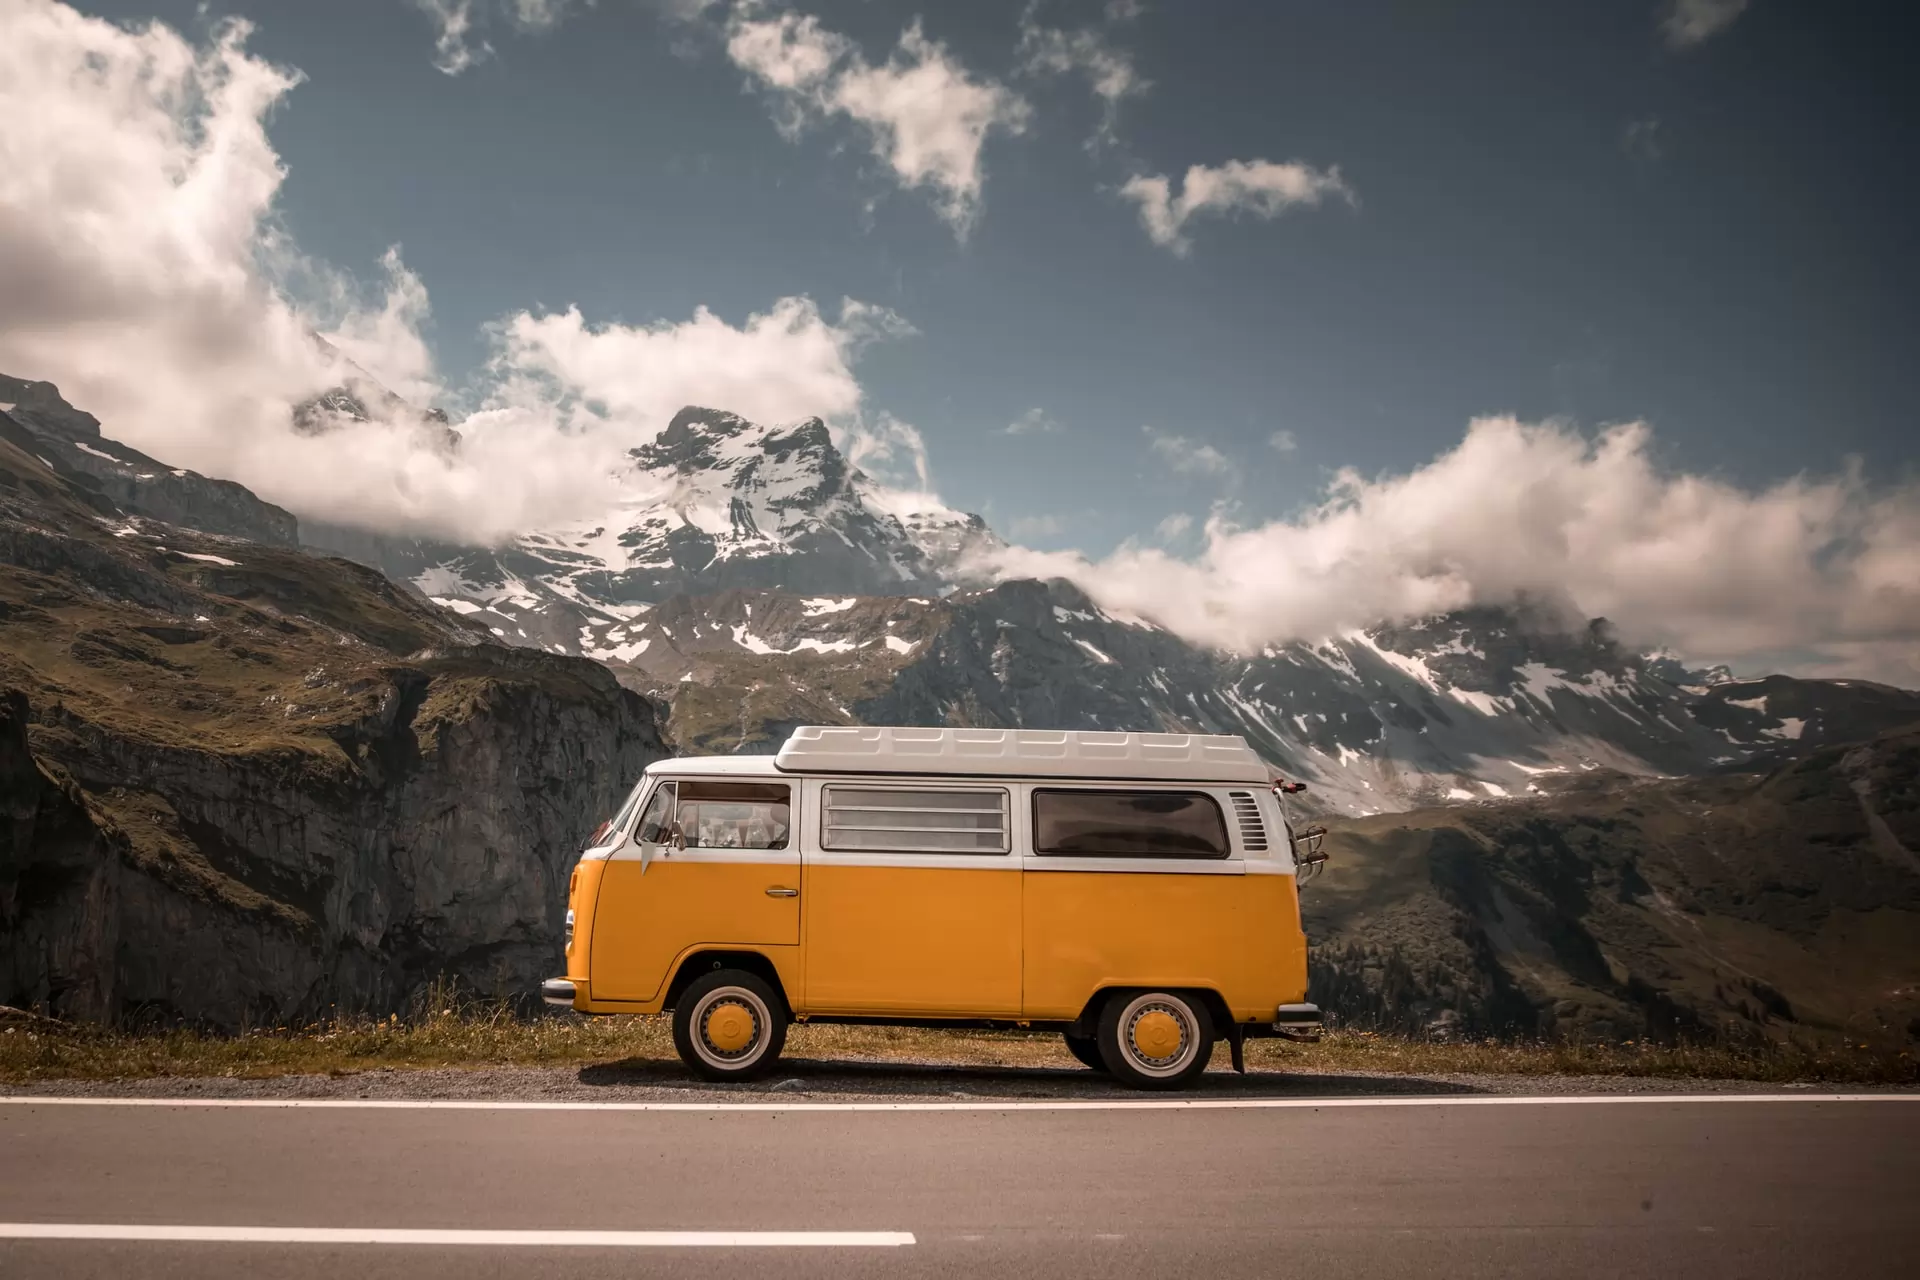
[303,404,996,654]
[528,404,987,600]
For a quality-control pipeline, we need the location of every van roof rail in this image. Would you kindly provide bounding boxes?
[773,726,1271,783]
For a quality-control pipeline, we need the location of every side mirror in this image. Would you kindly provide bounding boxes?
[637,821,680,877]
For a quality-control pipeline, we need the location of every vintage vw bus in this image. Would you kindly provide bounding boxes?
[543,727,1321,1090]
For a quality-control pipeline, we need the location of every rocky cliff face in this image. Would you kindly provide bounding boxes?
[1303,723,1920,1046]
[0,397,665,1028]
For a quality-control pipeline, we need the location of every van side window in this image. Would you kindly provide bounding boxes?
[677,781,791,850]
[822,787,1009,854]
[635,782,676,845]
[1032,790,1231,859]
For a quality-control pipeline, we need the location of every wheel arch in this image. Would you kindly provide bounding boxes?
[664,949,791,1016]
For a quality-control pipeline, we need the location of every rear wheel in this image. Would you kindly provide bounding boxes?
[1096,990,1214,1090]
[1063,1031,1106,1072]
[671,969,787,1082]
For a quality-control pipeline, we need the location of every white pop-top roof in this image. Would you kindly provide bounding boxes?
[770,726,1271,783]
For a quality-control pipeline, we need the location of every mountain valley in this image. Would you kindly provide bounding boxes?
[2,373,1916,1044]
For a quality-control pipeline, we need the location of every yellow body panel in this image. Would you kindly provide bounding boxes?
[1022,869,1248,1019]
[589,857,799,1002]
[569,850,1308,1022]
[1239,873,1310,1018]
[564,857,608,989]
[803,865,1023,1015]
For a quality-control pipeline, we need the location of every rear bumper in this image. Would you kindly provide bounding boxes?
[1272,1002,1322,1042]
[541,978,578,1009]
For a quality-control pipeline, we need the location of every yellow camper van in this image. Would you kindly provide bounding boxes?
[544,727,1321,1090]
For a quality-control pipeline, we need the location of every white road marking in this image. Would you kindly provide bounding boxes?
[0,1225,913,1248]
[1,1092,1912,1113]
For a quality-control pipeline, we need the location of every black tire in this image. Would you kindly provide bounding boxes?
[671,969,788,1083]
[1063,1031,1107,1072]
[1096,990,1215,1090]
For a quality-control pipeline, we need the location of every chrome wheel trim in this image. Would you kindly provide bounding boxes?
[689,987,771,1071]
[1116,993,1199,1078]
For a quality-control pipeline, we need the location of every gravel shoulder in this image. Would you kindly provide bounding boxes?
[10,1055,1914,1104]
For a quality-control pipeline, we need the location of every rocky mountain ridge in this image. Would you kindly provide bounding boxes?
[1,375,299,547]
[10,378,1906,818]
[301,405,1001,654]
[277,397,1918,814]
[0,381,666,1028]
[559,577,1918,816]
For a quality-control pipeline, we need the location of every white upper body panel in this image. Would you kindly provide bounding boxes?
[606,735,1294,872]
[770,726,1271,784]
[643,755,784,777]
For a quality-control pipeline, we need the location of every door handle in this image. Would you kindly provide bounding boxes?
[765,887,799,898]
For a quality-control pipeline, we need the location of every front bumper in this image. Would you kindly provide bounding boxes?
[541,978,578,1009]
[1273,1002,1323,1042]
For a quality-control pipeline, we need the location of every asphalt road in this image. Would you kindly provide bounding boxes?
[2,1094,1915,1279]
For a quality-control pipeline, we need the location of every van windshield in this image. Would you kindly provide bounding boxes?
[596,778,649,846]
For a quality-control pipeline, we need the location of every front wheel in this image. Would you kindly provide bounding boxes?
[672,969,787,1082]
[1097,990,1214,1090]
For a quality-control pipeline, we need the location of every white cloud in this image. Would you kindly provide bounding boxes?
[308,247,444,409]
[497,296,885,430]
[1662,0,1750,49]
[1155,512,1193,541]
[510,0,589,29]
[0,4,336,452]
[411,0,491,75]
[840,412,932,494]
[982,417,1920,684]
[1144,426,1232,476]
[1015,1,1148,149]
[1120,159,1354,255]
[724,5,1030,235]
[407,0,594,74]
[0,1,910,545]
[1268,429,1298,453]
[1005,407,1063,435]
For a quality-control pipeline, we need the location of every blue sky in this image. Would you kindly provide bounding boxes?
[60,0,1920,555]
[5,0,1916,681]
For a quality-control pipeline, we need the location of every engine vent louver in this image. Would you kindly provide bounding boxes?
[1229,792,1268,852]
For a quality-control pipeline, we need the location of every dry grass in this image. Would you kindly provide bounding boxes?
[2,997,1913,1086]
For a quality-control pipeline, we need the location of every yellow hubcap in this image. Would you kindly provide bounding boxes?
[704,1000,756,1054]
[1132,1009,1183,1060]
